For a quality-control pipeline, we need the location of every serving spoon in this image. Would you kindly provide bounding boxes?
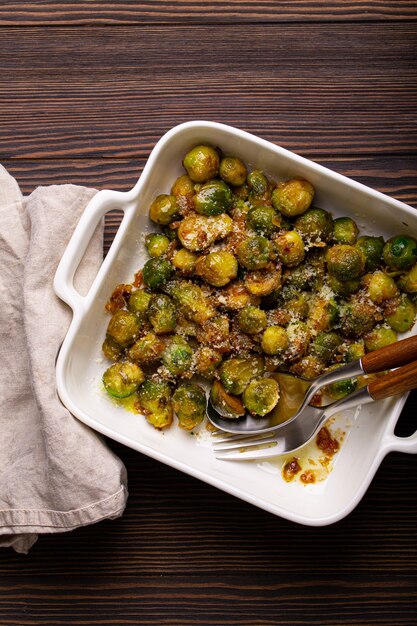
[207,334,417,435]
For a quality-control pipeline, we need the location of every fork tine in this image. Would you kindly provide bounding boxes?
[211,431,274,445]
[213,435,279,452]
[215,444,280,461]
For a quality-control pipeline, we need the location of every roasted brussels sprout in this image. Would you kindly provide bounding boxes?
[178,213,233,251]
[398,262,417,293]
[290,355,325,379]
[364,326,397,352]
[142,257,174,290]
[137,380,173,429]
[242,377,280,416]
[286,321,311,360]
[145,233,170,258]
[356,235,384,271]
[244,264,281,297]
[183,145,220,183]
[162,335,193,377]
[194,346,222,379]
[171,248,199,275]
[102,337,123,361]
[127,331,165,364]
[283,251,325,291]
[325,376,357,401]
[327,275,361,297]
[149,194,179,225]
[274,231,305,267]
[233,183,249,200]
[268,293,309,325]
[295,207,334,242]
[261,326,289,355]
[195,250,238,287]
[247,170,268,196]
[340,297,378,337]
[332,217,359,245]
[326,244,365,281]
[310,332,342,363]
[385,293,416,332]
[308,297,339,333]
[219,356,264,395]
[171,174,195,198]
[247,205,280,235]
[344,341,365,362]
[237,305,268,334]
[106,310,141,348]
[210,380,245,419]
[271,178,314,217]
[128,289,152,317]
[383,235,417,271]
[172,383,206,430]
[219,156,247,187]
[219,281,259,310]
[103,362,145,398]
[236,235,272,270]
[170,281,216,324]
[365,270,398,304]
[195,179,233,216]
[148,294,177,334]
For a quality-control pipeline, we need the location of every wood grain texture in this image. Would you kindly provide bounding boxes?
[1,0,417,26]
[0,24,416,159]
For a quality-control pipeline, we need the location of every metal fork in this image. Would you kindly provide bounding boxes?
[212,360,417,461]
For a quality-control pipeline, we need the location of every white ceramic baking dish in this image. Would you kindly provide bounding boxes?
[54,121,417,526]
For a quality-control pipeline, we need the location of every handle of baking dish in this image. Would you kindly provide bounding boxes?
[382,394,417,455]
[54,189,127,313]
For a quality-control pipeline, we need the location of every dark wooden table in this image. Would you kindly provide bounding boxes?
[1,2,417,625]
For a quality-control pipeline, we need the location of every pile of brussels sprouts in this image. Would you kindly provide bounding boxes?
[101,144,417,430]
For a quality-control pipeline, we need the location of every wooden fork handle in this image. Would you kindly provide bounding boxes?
[362,334,417,374]
[368,360,417,401]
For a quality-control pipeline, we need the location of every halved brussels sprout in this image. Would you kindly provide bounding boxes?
[290,355,325,379]
[137,380,173,429]
[219,356,264,395]
[340,297,378,337]
[128,289,152,316]
[383,235,417,271]
[183,145,220,183]
[194,346,222,379]
[385,293,416,332]
[171,174,195,198]
[247,205,280,236]
[327,275,361,297]
[326,244,365,281]
[127,331,165,364]
[220,281,260,310]
[171,248,199,274]
[356,235,384,271]
[102,337,123,361]
[142,257,174,290]
[170,281,216,324]
[236,235,272,270]
[295,207,334,242]
[325,376,357,401]
[145,233,170,258]
[103,362,145,398]
[242,377,280,416]
[308,297,339,333]
[397,262,417,293]
[196,250,238,287]
[364,326,397,352]
[219,156,247,187]
[332,217,359,245]
[149,194,179,225]
[162,335,193,377]
[195,315,230,353]
[261,326,289,355]
[148,294,177,334]
[210,380,245,419]
[178,213,233,251]
[244,264,281,297]
[274,231,305,267]
[286,321,311,360]
[106,309,141,348]
[237,305,267,334]
[310,331,343,363]
[365,270,398,304]
[271,178,314,217]
[195,179,234,216]
[173,383,207,430]
[344,341,365,363]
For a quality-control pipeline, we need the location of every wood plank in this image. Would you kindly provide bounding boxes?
[0,24,416,159]
[0,1,416,26]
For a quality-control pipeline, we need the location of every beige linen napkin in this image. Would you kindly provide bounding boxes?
[0,165,128,554]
